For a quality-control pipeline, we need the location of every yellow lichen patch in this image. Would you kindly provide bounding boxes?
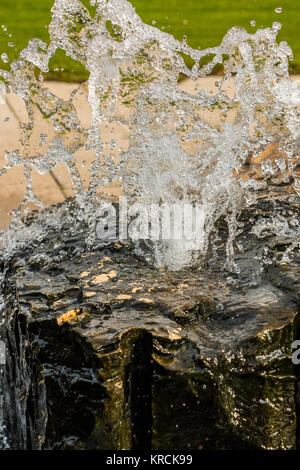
[85,291,97,298]
[102,256,113,263]
[137,297,154,304]
[92,270,118,284]
[108,269,118,278]
[116,294,132,300]
[168,329,182,341]
[79,271,90,279]
[132,287,142,293]
[92,273,110,283]
[57,308,81,326]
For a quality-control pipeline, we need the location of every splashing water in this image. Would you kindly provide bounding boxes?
[0,0,299,271]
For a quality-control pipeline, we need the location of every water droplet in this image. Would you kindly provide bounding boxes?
[272,21,282,31]
[1,53,9,63]
[152,20,156,25]
[250,20,256,27]
[275,7,282,13]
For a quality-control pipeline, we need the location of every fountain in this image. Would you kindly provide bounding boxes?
[0,0,299,450]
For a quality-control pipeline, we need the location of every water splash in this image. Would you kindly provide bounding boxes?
[0,273,9,450]
[0,0,299,271]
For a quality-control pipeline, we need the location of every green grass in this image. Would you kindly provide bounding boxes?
[0,0,299,81]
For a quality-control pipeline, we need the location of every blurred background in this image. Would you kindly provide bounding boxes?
[0,0,298,81]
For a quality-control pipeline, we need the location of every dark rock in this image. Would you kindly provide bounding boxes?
[2,226,299,450]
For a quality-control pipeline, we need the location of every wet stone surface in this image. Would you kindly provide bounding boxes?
[2,215,300,450]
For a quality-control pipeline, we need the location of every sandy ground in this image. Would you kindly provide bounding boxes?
[0,76,299,229]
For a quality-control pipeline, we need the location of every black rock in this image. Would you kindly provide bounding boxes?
[2,226,299,450]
